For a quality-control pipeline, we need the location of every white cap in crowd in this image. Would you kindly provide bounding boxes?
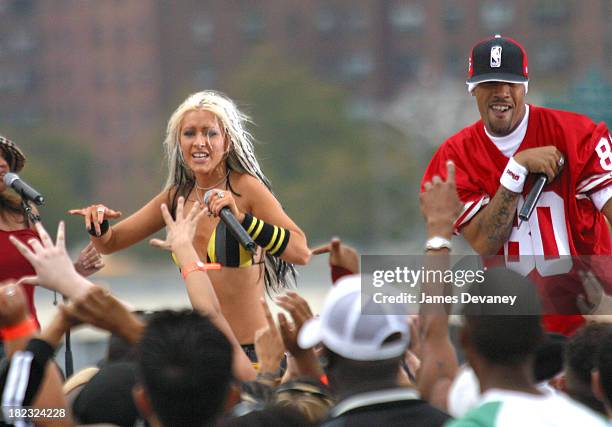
[298,275,410,361]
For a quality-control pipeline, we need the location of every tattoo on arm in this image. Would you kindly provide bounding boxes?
[476,187,520,250]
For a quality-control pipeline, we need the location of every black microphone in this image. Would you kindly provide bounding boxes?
[204,190,257,254]
[518,173,547,226]
[3,172,45,206]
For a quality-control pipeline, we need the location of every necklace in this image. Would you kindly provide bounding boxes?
[195,170,230,191]
[194,170,229,205]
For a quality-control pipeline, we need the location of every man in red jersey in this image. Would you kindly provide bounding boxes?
[421,35,612,335]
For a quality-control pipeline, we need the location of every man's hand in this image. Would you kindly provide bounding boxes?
[254,298,285,374]
[276,292,314,357]
[311,237,360,275]
[74,242,105,277]
[10,222,93,299]
[514,146,564,182]
[0,282,29,327]
[61,285,144,344]
[420,160,463,238]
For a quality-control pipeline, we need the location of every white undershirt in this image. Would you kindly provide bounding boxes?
[483,104,612,211]
[484,104,530,158]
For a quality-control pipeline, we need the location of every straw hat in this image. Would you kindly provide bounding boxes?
[0,135,26,172]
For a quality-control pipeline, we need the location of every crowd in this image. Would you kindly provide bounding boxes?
[1,34,612,426]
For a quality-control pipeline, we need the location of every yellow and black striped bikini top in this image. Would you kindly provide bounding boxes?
[172,219,253,268]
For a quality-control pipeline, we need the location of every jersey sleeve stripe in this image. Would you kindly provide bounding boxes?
[576,172,612,194]
[454,195,490,233]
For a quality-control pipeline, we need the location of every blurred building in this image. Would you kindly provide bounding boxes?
[0,0,609,203]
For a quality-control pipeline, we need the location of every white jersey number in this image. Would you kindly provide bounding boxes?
[595,135,612,171]
[504,191,572,277]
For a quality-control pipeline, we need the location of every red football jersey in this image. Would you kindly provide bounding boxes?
[422,105,612,335]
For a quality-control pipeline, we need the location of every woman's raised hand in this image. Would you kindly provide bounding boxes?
[10,222,93,299]
[68,204,122,237]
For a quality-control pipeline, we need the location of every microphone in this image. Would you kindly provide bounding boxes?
[204,190,257,254]
[3,172,45,206]
[518,173,547,227]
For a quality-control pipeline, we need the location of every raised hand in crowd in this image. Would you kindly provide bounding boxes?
[254,298,285,377]
[418,160,461,408]
[149,196,256,381]
[73,241,105,277]
[0,281,29,327]
[311,237,360,284]
[577,270,612,323]
[149,196,204,254]
[61,285,145,344]
[68,203,122,238]
[10,221,93,299]
[0,282,73,426]
[420,160,463,240]
[275,291,322,381]
[0,281,35,357]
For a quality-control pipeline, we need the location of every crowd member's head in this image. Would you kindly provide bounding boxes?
[72,362,142,427]
[105,311,153,364]
[534,333,566,384]
[461,268,543,385]
[564,323,612,415]
[467,35,529,137]
[133,310,233,427]
[298,275,410,397]
[593,330,612,419]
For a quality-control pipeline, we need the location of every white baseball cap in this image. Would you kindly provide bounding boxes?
[298,275,410,361]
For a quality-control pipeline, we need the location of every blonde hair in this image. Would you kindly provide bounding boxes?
[162,90,295,292]
[163,90,271,191]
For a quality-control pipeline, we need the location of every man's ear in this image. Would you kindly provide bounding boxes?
[132,383,153,419]
[591,370,604,403]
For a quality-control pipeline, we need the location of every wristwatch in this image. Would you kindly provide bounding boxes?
[425,236,452,251]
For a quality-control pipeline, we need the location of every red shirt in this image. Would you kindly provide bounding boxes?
[0,228,40,328]
[422,105,612,335]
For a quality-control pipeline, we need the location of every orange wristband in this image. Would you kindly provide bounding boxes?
[181,261,221,279]
[0,317,38,341]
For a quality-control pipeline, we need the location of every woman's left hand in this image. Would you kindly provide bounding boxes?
[74,242,105,277]
[205,189,244,222]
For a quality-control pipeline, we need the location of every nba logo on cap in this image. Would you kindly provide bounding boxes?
[490,46,502,68]
[467,35,528,87]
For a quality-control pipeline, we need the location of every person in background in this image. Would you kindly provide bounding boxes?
[418,160,606,426]
[0,135,103,331]
[421,35,612,335]
[561,323,612,415]
[298,275,451,427]
[592,329,612,421]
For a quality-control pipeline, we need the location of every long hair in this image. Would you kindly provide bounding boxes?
[0,191,28,226]
[162,90,296,292]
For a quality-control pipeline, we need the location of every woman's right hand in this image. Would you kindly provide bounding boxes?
[68,204,122,237]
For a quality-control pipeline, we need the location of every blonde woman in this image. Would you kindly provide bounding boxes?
[70,91,310,358]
